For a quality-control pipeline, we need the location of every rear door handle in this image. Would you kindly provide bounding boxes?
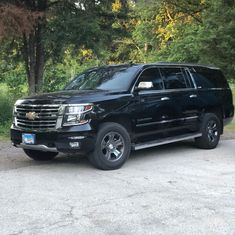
[161,97,170,101]
[189,94,197,98]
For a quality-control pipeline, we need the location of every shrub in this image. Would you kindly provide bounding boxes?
[0,84,14,124]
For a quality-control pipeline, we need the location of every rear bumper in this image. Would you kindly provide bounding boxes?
[11,125,96,154]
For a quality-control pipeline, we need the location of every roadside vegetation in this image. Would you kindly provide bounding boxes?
[225,84,235,131]
[0,84,15,141]
[0,0,234,140]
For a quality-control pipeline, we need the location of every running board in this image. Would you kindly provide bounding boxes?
[134,133,202,151]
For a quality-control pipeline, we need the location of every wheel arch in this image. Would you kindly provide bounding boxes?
[99,115,134,140]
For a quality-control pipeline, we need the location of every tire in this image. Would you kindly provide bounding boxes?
[88,122,131,170]
[23,149,58,161]
[195,113,221,149]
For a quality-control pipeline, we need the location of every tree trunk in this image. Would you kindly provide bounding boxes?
[22,25,45,95]
[35,23,45,93]
[21,0,47,95]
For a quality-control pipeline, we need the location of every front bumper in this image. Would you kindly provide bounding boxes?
[11,125,96,154]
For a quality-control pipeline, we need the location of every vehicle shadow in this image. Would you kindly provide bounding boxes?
[44,140,197,168]
[8,140,199,171]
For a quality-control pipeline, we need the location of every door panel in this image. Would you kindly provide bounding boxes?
[169,89,200,131]
[134,91,182,136]
[160,67,200,131]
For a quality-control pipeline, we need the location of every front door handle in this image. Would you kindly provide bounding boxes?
[161,97,170,101]
[189,94,197,98]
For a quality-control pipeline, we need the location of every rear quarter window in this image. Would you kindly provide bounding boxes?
[192,68,229,89]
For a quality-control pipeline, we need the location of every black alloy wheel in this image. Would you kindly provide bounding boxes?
[88,122,131,170]
[195,113,221,149]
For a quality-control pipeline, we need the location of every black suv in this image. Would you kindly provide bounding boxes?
[11,63,234,170]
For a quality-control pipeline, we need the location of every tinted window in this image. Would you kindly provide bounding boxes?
[137,68,164,90]
[64,66,139,91]
[160,68,187,89]
[192,68,229,89]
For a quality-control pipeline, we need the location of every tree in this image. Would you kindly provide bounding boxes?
[0,1,47,94]
[0,0,115,94]
[197,0,235,80]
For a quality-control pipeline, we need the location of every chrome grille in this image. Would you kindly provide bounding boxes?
[15,104,60,130]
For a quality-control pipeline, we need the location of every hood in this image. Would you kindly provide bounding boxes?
[21,89,131,105]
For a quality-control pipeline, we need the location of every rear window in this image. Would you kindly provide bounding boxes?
[192,68,229,89]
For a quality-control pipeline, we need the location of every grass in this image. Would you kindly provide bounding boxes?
[224,85,235,131]
[0,120,11,141]
[0,84,14,141]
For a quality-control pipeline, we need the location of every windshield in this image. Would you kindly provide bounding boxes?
[64,65,139,91]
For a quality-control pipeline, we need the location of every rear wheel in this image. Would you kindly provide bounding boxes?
[195,113,221,149]
[23,149,58,161]
[88,122,131,170]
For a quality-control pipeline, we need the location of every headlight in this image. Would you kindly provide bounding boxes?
[62,104,93,126]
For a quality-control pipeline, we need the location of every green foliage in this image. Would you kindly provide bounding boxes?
[225,84,235,131]
[0,84,14,124]
[43,48,101,92]
[0,120,11,140]
[0,84,14,139]
[0,0,235,96]
[0,82,25,139]
[196,0,235,80]
[45,0,116,62]
[0,41,28,97]
[230,84,235,108]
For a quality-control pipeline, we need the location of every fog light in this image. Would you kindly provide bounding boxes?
[69,142,80,148]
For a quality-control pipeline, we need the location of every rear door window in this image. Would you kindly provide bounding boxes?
[160,68,188,89]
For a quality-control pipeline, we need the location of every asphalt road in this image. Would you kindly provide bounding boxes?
[0,140,235,235]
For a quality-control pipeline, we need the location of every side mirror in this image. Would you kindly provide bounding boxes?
[137,81,153,90]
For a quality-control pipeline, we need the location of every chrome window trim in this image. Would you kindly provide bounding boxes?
[185,68,197,89]
[138,88,197,95]
[197,88,230,91]
[131,66,198,94]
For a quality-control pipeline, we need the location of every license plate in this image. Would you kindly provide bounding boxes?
[22,133,35,145]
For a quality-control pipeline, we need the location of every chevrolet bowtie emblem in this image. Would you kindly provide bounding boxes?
[25,112,39,120]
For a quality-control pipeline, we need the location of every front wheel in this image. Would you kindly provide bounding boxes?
[195,113,221,149]
[88,122,131,170]
[23,149,58,161]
